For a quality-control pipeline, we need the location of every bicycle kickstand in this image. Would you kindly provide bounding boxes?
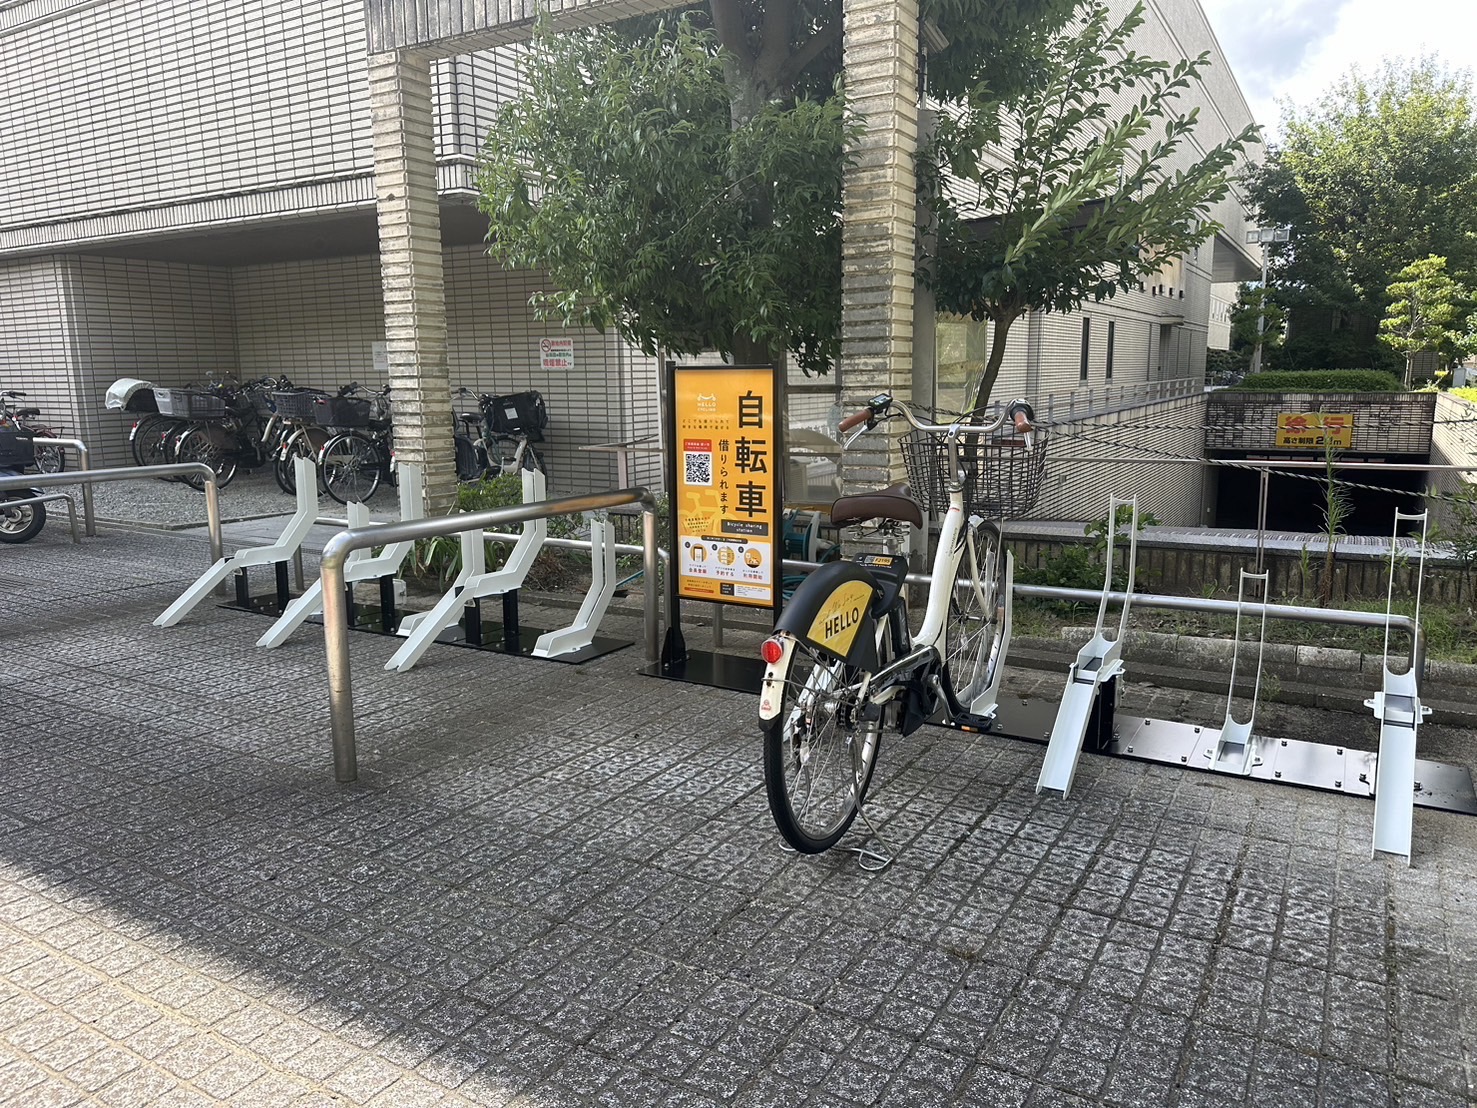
[846,799,897,873]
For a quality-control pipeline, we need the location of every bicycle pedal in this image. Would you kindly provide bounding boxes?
[859,703,882,722]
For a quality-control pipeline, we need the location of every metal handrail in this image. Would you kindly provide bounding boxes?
[0,491,80,543]
[779,554,1427,685]
[0,464,222,564]
[29,436,96,536]
[321,486,661,782]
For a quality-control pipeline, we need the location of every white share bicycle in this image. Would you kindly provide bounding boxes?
[758,393,1048,864]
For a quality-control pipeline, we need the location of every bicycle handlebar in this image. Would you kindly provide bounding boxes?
[845,395,1033,437]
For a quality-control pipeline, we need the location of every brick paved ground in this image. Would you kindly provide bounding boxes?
[1,524,1474,1106]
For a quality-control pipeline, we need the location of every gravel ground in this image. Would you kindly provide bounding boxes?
[49,466,399,528]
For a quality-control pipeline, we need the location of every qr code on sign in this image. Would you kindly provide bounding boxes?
[684,451,713,486]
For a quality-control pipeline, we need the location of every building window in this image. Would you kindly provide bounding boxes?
[1106,321,1115,381]
[1079,318,1091,381]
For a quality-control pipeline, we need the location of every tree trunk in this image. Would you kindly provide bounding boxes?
[968,309,1024,413]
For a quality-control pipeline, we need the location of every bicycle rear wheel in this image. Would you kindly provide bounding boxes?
[941,518,1009,718]
[320,433,383,504]
[762,640,882,854]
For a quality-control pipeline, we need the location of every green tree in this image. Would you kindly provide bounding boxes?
[477,2,1075,373]
[1378,255,1475,384]
[1229,282,1285,360]
[1248,60,1477,371]
[919,1,1256,410]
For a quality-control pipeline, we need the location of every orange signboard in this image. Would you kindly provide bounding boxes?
[672,365,778,608]
[1275,412,1353,449]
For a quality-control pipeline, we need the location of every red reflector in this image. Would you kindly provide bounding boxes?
[759,637,785,664]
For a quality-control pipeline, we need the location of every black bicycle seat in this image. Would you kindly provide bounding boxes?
[830,483,923,529]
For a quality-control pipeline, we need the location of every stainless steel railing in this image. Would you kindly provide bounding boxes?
[0,463,223,564]
[30,436,96,536]
[322,486,661,782]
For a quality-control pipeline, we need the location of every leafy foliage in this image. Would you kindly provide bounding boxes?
[1378,255,1475,382]
[1248,60,1477,370]
[1229,369,1403,392]
[1229,283,1284,355]
[477,2,1077,375]
[920,1,1257,409]
[479,17,851,373]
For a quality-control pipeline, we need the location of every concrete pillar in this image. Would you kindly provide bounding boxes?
[369,50,457,514]
[839,0,920,492]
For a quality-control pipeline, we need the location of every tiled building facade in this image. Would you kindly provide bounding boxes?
[1,0,1257,520]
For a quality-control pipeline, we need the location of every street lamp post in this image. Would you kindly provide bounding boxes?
[1245,226,1292,374]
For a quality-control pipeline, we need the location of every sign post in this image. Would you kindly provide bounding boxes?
[657,362,783,690]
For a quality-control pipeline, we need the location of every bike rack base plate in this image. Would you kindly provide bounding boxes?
[954,697,1477,818]
[641,649,765,695]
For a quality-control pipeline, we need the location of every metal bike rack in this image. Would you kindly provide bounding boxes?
[1208,570,1270,775]
[1364,509,1433,863]
[1038,496,1140,798]
[0,490,81,543]
[387,467,549,672]
[533,510,620,658]
[155,456,319,627]
[29,435,96,536]
[321,487,661,782]
[258,463,426,648]
[0,463,223,566]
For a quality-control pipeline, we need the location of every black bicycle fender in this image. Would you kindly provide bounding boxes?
[775,560,880,668]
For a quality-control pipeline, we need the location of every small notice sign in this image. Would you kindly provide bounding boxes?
[1275,412,1353,449]
[672,365,779,609]
[540,337,574,372]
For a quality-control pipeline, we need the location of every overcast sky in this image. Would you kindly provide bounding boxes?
[1200,0,1477,139]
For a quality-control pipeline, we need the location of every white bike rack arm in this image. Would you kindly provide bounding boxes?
[387,468,548,673]
[1209,569,1269,775]
[155,455,319,628]
[1364,508,1431,863]
[1038,495,1140,797]
[255,464,425,649]
[533,510,617,658]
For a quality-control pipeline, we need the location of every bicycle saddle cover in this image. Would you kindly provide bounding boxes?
[830,483,923,529]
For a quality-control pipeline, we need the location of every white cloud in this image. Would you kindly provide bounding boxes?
[1202,0,1477,137]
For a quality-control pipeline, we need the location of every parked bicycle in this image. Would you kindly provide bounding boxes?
[0,390,66,474]
[317,384,394,504]
[452,387,548,479]
[166,376,295,491]
[758,394,1047,860]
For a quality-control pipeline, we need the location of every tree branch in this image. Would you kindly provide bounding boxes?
[776,17,841,92]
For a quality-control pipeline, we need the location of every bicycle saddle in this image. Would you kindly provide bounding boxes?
[830,482,923,529]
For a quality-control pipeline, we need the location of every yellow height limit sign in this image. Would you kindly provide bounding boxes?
[1275,412,1354,449]
[673,365,778,608]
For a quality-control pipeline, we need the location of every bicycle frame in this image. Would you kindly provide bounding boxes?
[760,399,1028,721]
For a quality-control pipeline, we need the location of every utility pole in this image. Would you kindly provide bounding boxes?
[1245,226,1292,374]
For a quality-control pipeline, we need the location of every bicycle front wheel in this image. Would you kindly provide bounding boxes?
[276,428,327,494]
[320,433,383,504]
[174,425,238,491]
[941,519,1009,718]
[762,640,882,854]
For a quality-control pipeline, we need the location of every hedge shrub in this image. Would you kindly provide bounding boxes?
[1228,369,1403,393]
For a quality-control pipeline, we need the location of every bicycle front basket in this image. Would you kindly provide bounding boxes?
[152,388,227,419]
[312,395,372,428]
[900,424,1050,517]
[271,389,327,421]
[483,390,547,441]
[0,428,35,469]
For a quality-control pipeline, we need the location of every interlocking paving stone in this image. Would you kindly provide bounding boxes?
[1,525,1476,1105]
